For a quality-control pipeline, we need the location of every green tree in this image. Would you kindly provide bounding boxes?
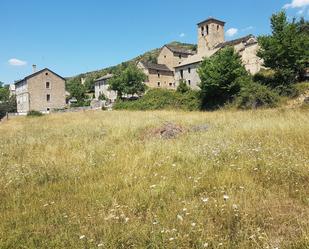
[198,47,250,109]
[66,78,86,101]
[258,11,309,86]
[0,82,10,102]
[177,80,190,93]
[109,65,147,98]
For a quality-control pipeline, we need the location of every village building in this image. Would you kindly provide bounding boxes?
[15,67,66,113]
[175,18,263,88]
[157,45,195,70]
[137,61,175,89]
[94,74,117,103]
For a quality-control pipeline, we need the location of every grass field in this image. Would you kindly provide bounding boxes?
[0,109,309,249]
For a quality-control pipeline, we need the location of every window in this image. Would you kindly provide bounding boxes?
[206,25,209,35]
[47,108,50,112]
[164,55,167,58]
[46,82,50,89]
[201,26,205,36]
[188,80,191,85]
[45,72,49,76]
[188,68,191,74]
[47,94,51,102]
[157,71,160,78]
[169,83,173,87]
[217,25,220,30]
[180,70,184,79]
[157,82,161,87]
[179,54,182,59]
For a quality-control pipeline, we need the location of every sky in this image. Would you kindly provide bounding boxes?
[0,0,308,84]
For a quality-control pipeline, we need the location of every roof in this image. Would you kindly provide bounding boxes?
[140,61,173,72]
[215,35,256,49]
[197,18,225,26]
[14,68,66,85]
[95,74,114,82]
[164,45,195,55]
[175,49,218,68]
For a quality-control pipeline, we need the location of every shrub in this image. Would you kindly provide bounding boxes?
[236,82,280,109]
[177,80,190,93]
[0,96,17,119]
[114,89,201,111]
[27,110,44,117]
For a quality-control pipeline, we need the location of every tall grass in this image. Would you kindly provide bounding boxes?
[0,109,309,248]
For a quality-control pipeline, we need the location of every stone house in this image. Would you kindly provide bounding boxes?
[15,67,66,113]
[175,18,263,88]
[137,61,175,89]
[94,74,117,102]
[157,45,195,70]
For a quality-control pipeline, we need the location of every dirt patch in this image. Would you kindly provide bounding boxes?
[141,122,186,140]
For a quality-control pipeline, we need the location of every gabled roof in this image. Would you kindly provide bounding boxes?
[140,61,173,72]
[14,68,66,85]
[164,45,195,55]
[95,74,114,82]
[215,35,256,49]
[197,18,225,26]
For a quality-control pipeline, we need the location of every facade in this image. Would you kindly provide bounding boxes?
[15,68,66,113]
[137,61,175,89]
[94,74,117,102]
[175,18,263,88]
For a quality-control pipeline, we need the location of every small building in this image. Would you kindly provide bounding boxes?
[15,67,66,113]
[175,18,263,89]
[157,45,195,70]
[137,61,175,89]
[9,84,16,96]
[94,74,117,103]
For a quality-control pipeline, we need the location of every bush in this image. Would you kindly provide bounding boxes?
[27,110,44,117]
[177,80,190,93]
[0,96,17,119]
[114,89,201,111]
[236,82,280,109]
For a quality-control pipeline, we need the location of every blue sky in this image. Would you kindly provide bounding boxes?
[1,0,308,84]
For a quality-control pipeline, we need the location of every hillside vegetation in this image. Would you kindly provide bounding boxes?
[1,109,309,248]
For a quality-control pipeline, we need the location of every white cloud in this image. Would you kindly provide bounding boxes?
[179,33,186,38]
[297,8,305,14]
[226,28,238,37]
[284,0,309,9]
[8,58,27,66]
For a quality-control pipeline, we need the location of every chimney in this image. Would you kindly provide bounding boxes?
[32,64,37,73]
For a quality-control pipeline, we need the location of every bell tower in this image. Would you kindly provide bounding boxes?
[197,18,225,55]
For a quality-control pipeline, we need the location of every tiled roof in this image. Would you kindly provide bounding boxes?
[140,61,173,72]
[95,74,114,82]
[165,45,195,55]
[215,35,256,49]
[14,68,65,85]
[197,18,226,26]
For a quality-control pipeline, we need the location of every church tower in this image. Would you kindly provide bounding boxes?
[197,18,225,55]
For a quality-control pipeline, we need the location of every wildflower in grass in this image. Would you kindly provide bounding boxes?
[169,238,175,241]
[191,223,196,227]
[183,208,187,212]
[201,197,209,203]
[203,242,209,248]
[223,195,229,201]
[150,185,156,189]
[177,214,184,222]
[98,243,104,247]
[79,235,86,240]
[125,217,129,223]
[232,204,238,210]
[43,203,49,207]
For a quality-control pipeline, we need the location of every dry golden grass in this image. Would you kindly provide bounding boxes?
[0,109,309,249]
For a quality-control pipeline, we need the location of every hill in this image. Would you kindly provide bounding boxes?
[1,109,309,248]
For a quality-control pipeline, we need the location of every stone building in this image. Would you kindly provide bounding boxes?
[175,18,263,88]
[94,74,117,103]
[137,61,175,89]
[15,67,66,113]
